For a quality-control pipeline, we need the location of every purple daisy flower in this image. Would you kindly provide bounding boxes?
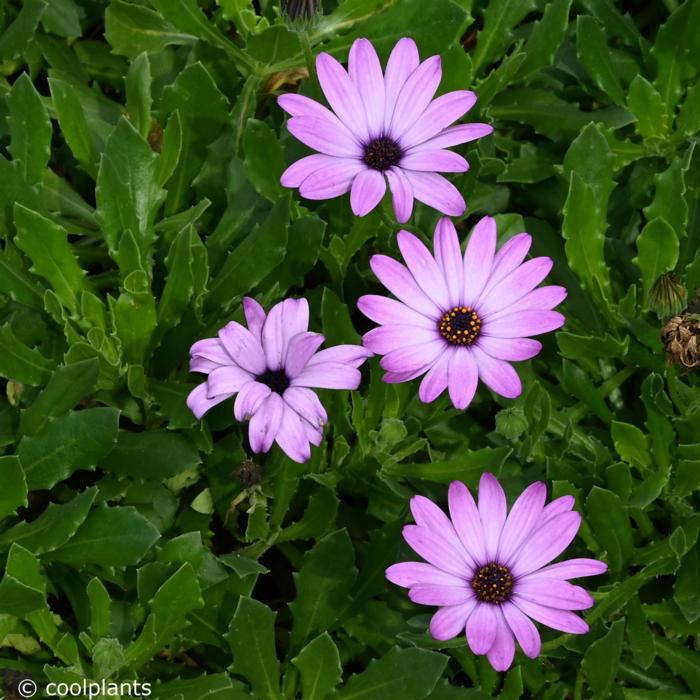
[358,216,566,410]
[278,37,492,222]
[186,297,371,463]
[386,474,607,671]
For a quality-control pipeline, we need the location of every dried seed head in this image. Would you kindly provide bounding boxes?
[662,314,700,369]
[650,272,687,319]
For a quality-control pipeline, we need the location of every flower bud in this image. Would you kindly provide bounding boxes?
[281,0,321,29]
[650,272,687,318]
[662,315,700,369]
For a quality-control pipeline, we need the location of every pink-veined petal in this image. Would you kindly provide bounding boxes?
[351,169,387,216]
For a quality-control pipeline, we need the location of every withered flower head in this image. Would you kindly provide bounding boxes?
[662,315,700,369]
[650,272,687,318]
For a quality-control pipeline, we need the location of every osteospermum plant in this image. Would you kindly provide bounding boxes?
[387,474,607,671]
[359,216,566,409]
[187,297,371,462]
[279,37,492,221]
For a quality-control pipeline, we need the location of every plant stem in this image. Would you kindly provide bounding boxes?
[298,30,321,100]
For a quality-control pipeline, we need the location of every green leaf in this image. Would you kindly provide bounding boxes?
[655,637,700,696]
[14,204,89,314]
[335,646,447,700]
[643,153,691,241]
[576,16,625,106]
[561,359,612,422]
[87,577,111,639]
[0,324,55,386]
[626,596,655,669]
[674,544,700,623]
[677,81,700,136]
[611,421,651,468]
[19,359,100,436]
[243,119,285,202]
[290,529,357,651]
[99,430,200,479]
[582,619,625,700]
[471,0,536,73]
[514,0,572,81]
[0,241,44,308]
[227,597,282,700]
[633,217,679,307]
[0,544,46,616]
[46,504,160,566]
[125,52,152,139]
[18,408,119,490]
[207,195,290,310]
[0,487,96,555]
[104,0,196,57]
[0,0,47,60]
[292,633,342,700]
[40,0,81,37]
[7,73,52,185]
[382,447,511,484]
[627,75,668,138]
[0,456,28,520]
[651,0,700,110]
[586,486,633,576]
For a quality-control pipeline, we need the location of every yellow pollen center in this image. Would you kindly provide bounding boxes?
[438,306,481,345]
[471,563,513,604]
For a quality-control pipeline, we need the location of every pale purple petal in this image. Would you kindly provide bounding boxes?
[390,56,442,137]
[234,381,272,421]
[515,578,594,610]
[282,386,327,429]
[397,231,450,308]
[482,310,566,338]
[286,116,362,158]
[351,169,387,217]
[497,482,547,566]
[187,383,230,420]
[484,285,568,321]
[447,481,487,565]
[471,346,522,399]
[299,159,365,199]
[370,254,442,318]
[532,558,608,580]
[218,322,266,375]
[292,362,361,390]
[383,37,419,125]
[512,597,589,634]
[466,603,498,655]
[304,421,323,446]
[478,472,507,561]
[275,403,312,463]
[476,336,542,362]
[540,495,576,524]
[383,367,428,383]
[278,93,335,118]
[284,332,325,378]
[479,233,531,299]
[316,52,370,141]
[400,149,469,173]
[357,294,435,329]
[402,525,472,578]
[410,584,473,606]
[403,171,465,216]
[433,217,464,307]
[248,392,284,453]
[486,610,516,672]
[190,338,230,364]
[418,348,453,403]
[501,601,541,659]
[363,325,440,355]
[207,365,255,398]
[243,297,266,342]
[386,166,413,223]
[386,561,468,588]
[400,91,477,147]
[281,154,348,188]
[305,344,372,369]
[348,38,385,137]
[190,356,219,374]
[446,349,479,410]
[380,339,444,373]
[409,123,493,151]
[478,257,554,314]
[510,511,582,577]
[463,216,497,306]
[430,600,477,641]
[262,298,309,371]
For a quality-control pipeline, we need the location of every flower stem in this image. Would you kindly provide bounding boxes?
[380,210,425,239]
[298,29,321,100]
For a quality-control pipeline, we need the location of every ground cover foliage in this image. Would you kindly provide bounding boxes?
[0,0,699,697]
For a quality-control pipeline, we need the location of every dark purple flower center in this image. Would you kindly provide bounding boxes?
[438,306,482,345]
[471,562,513,604]
[257,369,290,394]
[363,136,403,171]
